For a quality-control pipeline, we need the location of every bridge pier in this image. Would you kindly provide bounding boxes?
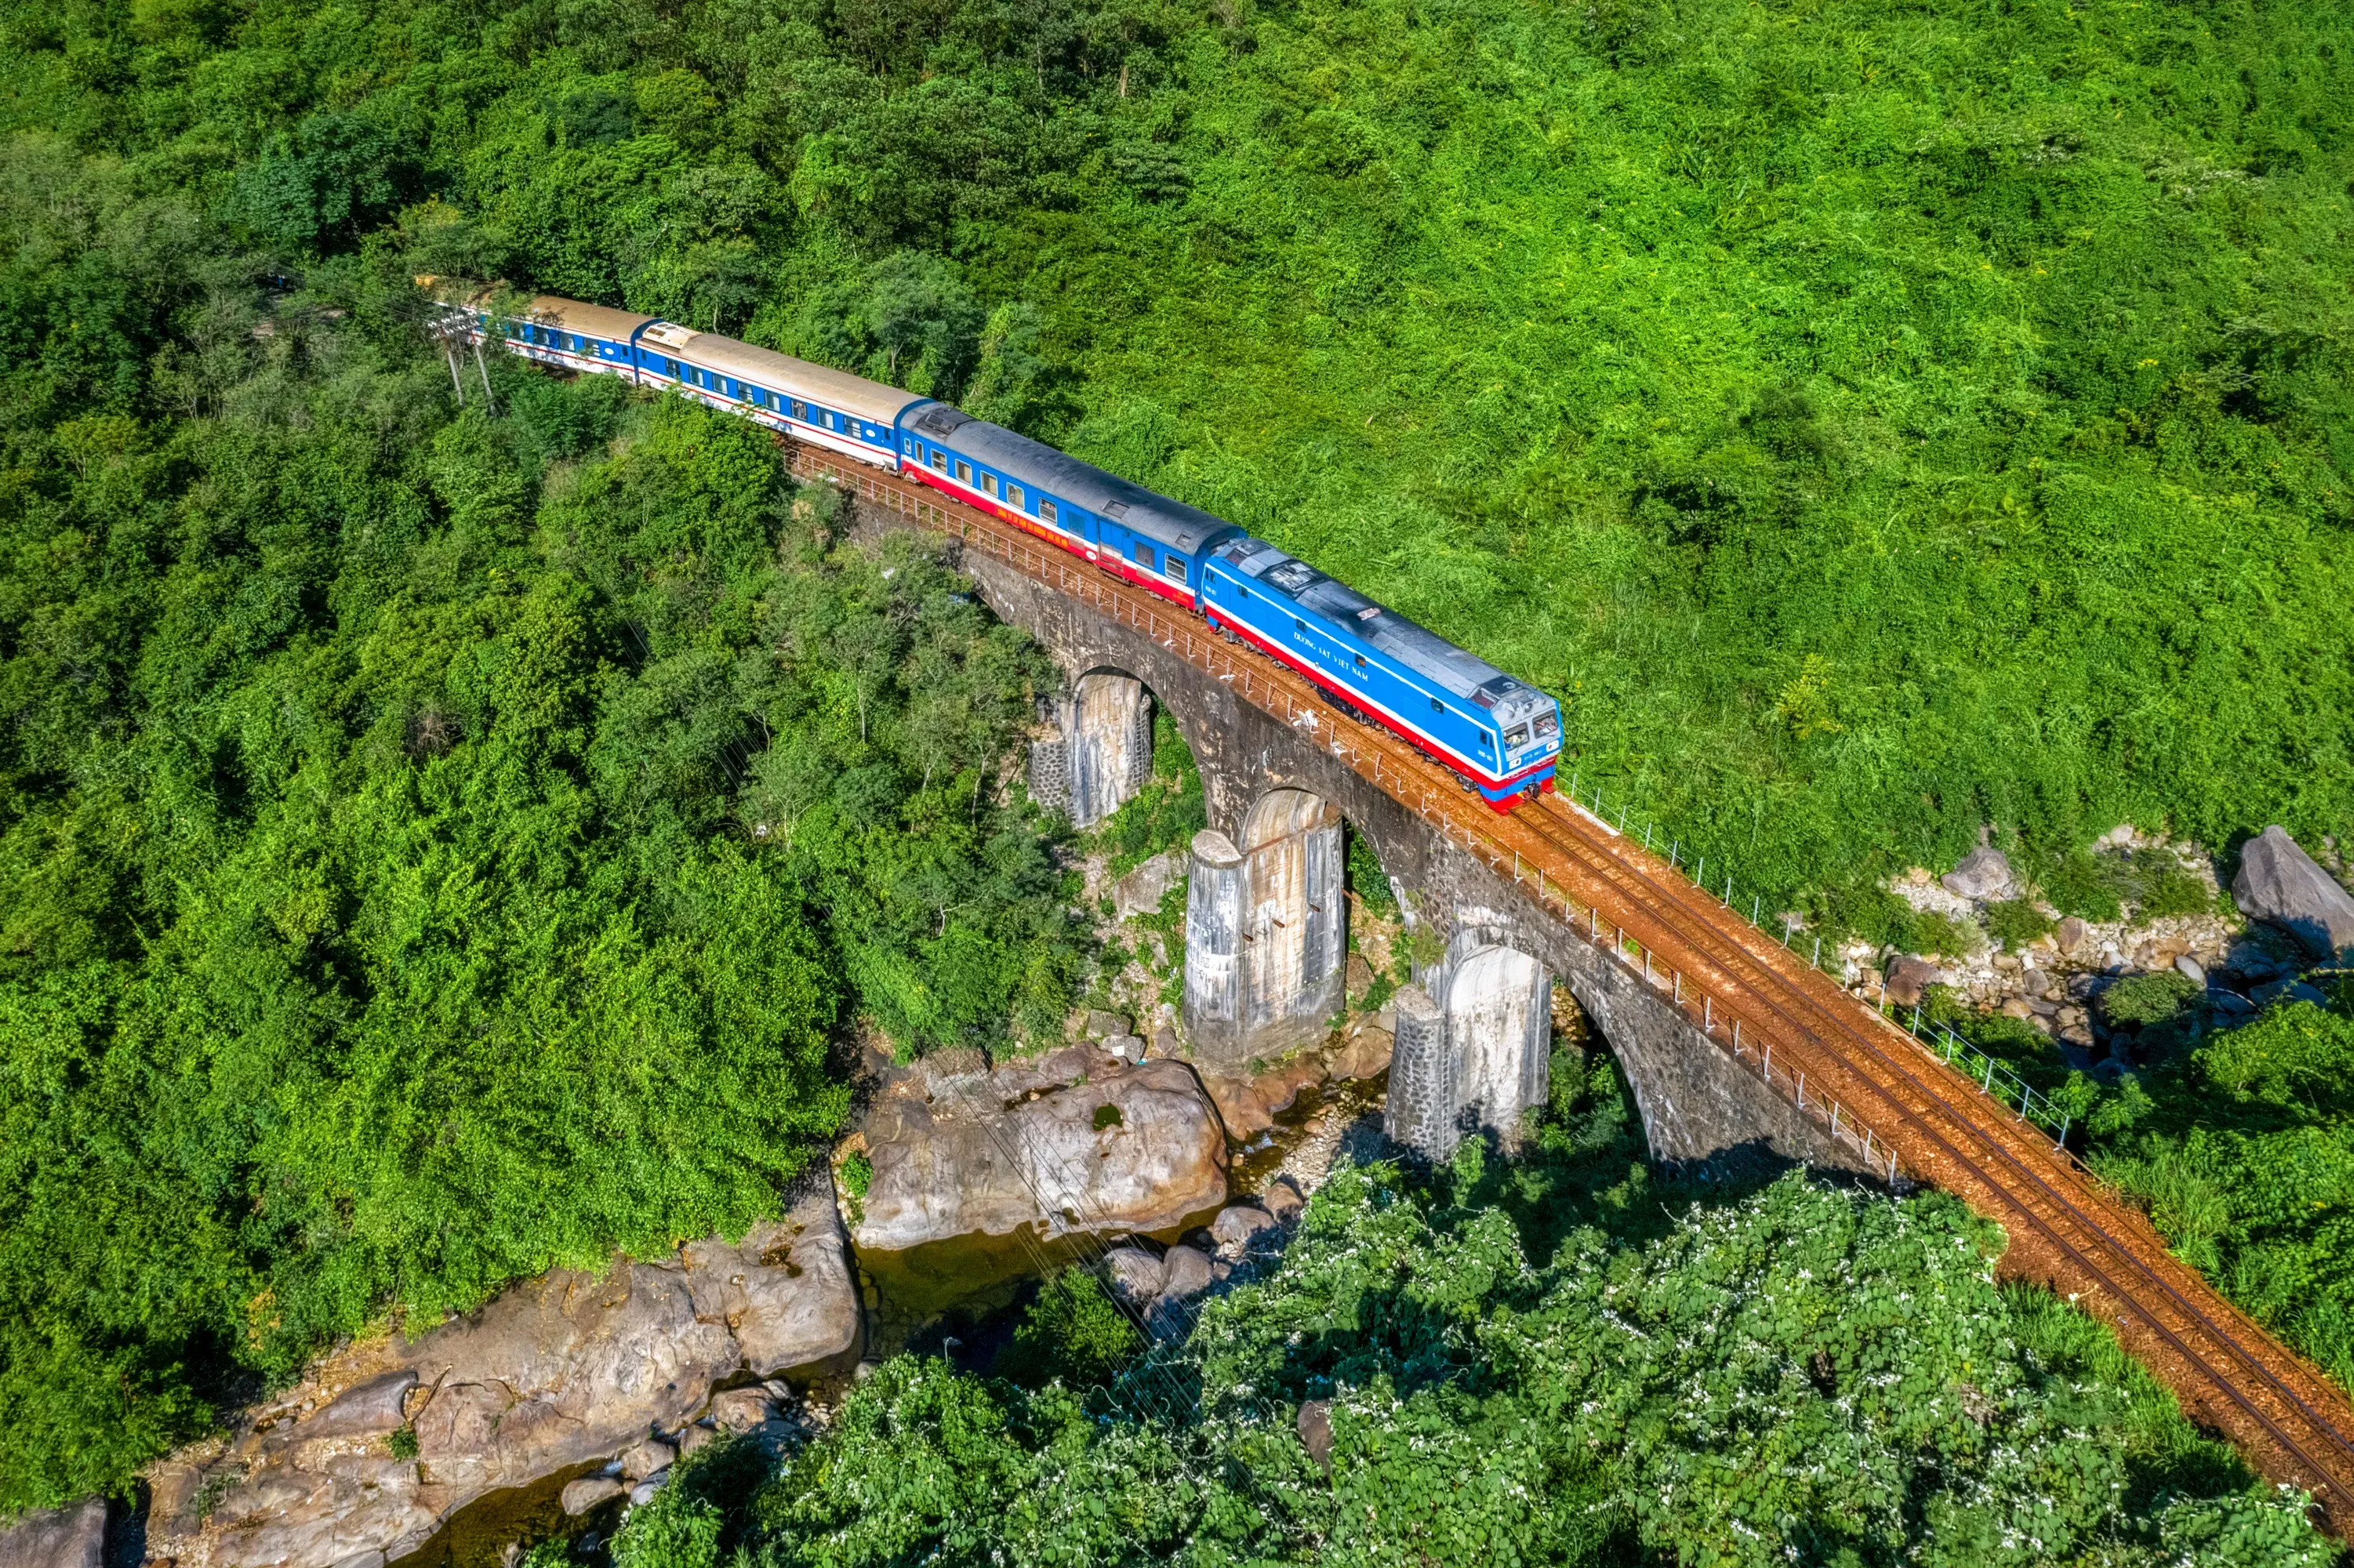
[1182,789,1347,1069]
[1029,671,1153,826]
[1384,932,1554,1160]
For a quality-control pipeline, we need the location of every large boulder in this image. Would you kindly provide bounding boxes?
[2233,826,2354,958]
[1884,955,1947,1010]
[852,1059,1228,1309]
[1941,846,2015,902]
[0,1497,104,1568]
[142,1184,861,1568]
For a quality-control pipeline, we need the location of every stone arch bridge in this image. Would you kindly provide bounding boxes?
[985,555,1852,1174]
[793,443,2354,1523]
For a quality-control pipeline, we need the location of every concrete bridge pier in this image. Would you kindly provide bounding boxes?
[1182,789,1346,1069]
[1385,927,1554,1160]
[1029,671,1153,826]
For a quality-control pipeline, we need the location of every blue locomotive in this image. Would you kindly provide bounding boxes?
[442,287,1563,808]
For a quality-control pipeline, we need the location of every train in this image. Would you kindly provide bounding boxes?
[438,287,1564,809]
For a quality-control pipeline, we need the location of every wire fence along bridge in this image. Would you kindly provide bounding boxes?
[786,440,2354,1530]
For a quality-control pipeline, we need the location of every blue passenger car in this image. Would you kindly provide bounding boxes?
[892,401,1241,606]
[1201,538,1562,807]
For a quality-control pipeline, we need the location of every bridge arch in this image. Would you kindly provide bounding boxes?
[1026,661,1218,833]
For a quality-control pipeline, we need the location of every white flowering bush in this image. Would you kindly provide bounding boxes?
[617,1126,2328,1566]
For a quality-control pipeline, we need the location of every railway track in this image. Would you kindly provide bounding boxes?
[786,439,2354,1527]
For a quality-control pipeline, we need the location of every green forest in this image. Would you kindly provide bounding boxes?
[5,0,2354,1548]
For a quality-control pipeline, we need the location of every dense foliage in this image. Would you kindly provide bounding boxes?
[8,0,2345,922]
[2081,994,2354,1399]
[6,0,2352,1531]
[0,250,1084,1509]
[599,1065,2324,1566]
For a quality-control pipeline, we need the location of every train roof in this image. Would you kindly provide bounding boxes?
[1214,538,1542,709]
[515,294,657,342]
[655,324,920,426]
[910,404,1241,555]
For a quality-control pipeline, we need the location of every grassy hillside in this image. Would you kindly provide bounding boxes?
[1034,0,2354,913]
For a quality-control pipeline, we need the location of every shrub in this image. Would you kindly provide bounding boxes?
[992,1268,1140,1389]
[1984,898,2055,951]
[2102,971,2201,1029]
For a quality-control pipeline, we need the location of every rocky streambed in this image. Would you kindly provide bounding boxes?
[8,1009,1397,1568]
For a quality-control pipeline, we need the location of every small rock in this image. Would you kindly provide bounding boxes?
[708,1387,777,1433]
[2250,970,2325,1007]
[2234,826,2354,957]
[1885,955,1945,1009]
[2174,954,2206,985]
[1331,1025,1394,1082]
[1112,852,1181,920]
[2224,942,2283,982]
[303,1371,419,1439]
[1158,1245,1215,1303]
[1210,1203,1279,1259]
[1082,1010,1131,1041]
[2000,998,2036,1021]
[1942,845,2014,902]
[2092,1058,2132,1086]
[620,1436,676,1482]
[1103,1033,1146,1064]
[1099,1246,1167,1309]
[1297,1400,1334,1475]
[1152,1027,1179,1058]
[2027,998,2060,1018]
[1345,950,1375,997]
[1993,953,2021,971]
[2056,917,2089,956]
[1204,1075,1273,1139]
[2211,990,2256,1018]
[628,1472,670,1508]
[561,1477,626,1516]
[1262,1176,1306,1224]
[677,1424,716,1457]
[2058,1022,2094,1048]
[2021,967,2052,996]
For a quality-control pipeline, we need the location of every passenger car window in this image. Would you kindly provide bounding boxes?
[930,449,947,472]
[955,461,972,483]
[1008,485,1026,508]
[1164,558,1186,583]
[1040,499,1058,524]
[980,473,997,498]
[1132,543,1154,568]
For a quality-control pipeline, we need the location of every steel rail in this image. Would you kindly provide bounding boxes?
[784,440,2354,1525]
[1505,799,2354,1508]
